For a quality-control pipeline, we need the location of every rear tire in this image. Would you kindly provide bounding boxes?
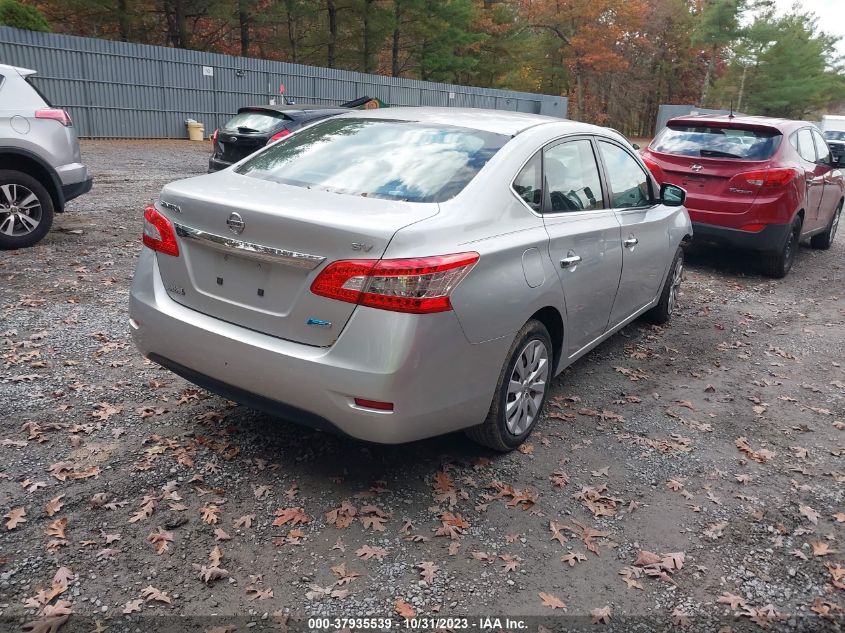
[810,202,841,250]
[466,319,552,452]
[0,170,54,250]
[760,217,801,278]
[644,247,683,325]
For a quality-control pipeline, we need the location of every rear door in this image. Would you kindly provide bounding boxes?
[810,128,841,226]
[596,139,673,328]
[538,137,623,358]
[793,127,825,229]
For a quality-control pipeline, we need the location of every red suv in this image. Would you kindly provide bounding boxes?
[640,115,843,277]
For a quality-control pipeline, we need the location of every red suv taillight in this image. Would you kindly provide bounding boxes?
[731,167,798,190]
[142,206,179,257]
[270,129,291,142]
[35,108,72,127]
[641,156,665,183]
[311,253,479,314]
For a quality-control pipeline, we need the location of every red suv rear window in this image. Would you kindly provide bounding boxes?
[653,124,781,160]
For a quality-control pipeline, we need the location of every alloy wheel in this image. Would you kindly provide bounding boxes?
[0,183,42,237]
[667,256,683,314]
[505,339,549,435]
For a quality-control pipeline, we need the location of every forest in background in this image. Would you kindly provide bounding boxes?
[2,0,844,136]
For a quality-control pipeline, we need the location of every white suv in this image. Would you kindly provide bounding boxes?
[0,63,92,249]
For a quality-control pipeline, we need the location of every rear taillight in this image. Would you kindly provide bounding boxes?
[641,156,665,183]
[142,206,179,257]
[311,252,479,314]
[35,108,72,127]
[270,129,291,142]
[732,168,798,190]
[211,128,219,144]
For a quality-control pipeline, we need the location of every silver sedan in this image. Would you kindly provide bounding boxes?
[129,107,691,450]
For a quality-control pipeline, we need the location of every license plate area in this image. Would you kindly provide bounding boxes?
[213,252,271,305]
[185,244,309,317]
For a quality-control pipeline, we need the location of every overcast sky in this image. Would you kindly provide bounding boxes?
[769,0,845,57]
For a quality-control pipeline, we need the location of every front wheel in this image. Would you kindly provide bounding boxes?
[760,217,801,278]
[810,202,841,250]
[466,319,553,451]
[644,247,683,325]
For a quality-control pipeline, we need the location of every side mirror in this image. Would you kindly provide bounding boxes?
[660,183,686,207]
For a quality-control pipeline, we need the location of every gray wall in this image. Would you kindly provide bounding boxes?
[0,27,567,139]
[655,104,745,135]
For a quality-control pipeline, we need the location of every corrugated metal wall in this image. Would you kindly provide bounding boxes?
[0,27,568,139]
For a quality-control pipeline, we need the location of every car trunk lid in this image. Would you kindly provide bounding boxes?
[648,151,772,214]
[153,171,439,346]
[217,130,272,164]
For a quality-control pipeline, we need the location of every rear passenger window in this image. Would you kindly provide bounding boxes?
[811,129,831,164]
[543,140,604,212]
[598,141,651,208]
[512,153,542,211]
[796,129,816,163]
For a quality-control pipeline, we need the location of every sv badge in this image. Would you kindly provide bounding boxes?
[351,242,374,252]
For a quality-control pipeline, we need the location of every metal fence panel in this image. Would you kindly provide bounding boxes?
[0,26,567,138]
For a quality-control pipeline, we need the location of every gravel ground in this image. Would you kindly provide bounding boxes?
[1,140,844,633]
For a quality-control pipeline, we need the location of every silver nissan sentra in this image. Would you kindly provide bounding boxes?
[130,107,691,450]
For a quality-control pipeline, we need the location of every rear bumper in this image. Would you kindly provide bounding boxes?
[61,176,93,203]
[128,249,509,443]
[691,221,791,252]
[208,157,231,173]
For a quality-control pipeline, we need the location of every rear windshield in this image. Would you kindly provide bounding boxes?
[235,118,509,202]
[225,110,287,133]
[824,130,845,142]
[652,124,781,160]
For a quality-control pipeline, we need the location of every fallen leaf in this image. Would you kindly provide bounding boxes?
[4,506,26,530]
[394,598,415,618]
[539,592,567,610]
[355,545,388,561]
[590,606,611,624]
[45,496,65,517]
[799,504,820,525]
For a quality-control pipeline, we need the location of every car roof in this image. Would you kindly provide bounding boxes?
[0,63,37,77]
[667,114,812,132]
[332,106,572,136]
[237,104,349,119]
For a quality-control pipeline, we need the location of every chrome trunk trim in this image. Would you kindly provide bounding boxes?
[174,223,326,270]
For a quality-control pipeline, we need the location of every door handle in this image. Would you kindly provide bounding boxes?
[560,255,582,268]
[623,237,639,248]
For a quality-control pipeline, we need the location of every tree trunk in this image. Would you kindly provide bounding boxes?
[117,0,131,42]
[285,0,299,63]
[162,0,190,48]
[327,0,338,68]
[574,66,584,121]
[238,0,250,57]
[362,0,372,73]
[736,64,747,112]
[700,42,718,106]
[391,0,401,77]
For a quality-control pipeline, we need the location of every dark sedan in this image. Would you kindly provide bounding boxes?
[208,105,349,172]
